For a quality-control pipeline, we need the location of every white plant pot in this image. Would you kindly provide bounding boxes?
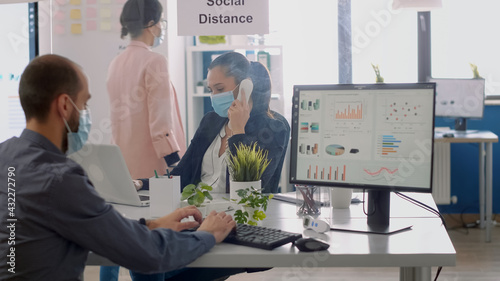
[229,180,261,201]
[196,86,204,95]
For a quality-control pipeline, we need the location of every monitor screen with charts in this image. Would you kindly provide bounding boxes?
[289,83,436,234]
[429,78,485,131]
[290,83,436,192]
[430,78,485,119]
[0,3,38,143]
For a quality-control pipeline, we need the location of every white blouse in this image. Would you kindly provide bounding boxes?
[200,126,228,193]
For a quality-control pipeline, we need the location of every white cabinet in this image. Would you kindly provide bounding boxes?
[185,45,284,142]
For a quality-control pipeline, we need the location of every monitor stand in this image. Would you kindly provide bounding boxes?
[455,117,467,131]
[454,118,478,135]
[329,190,413,235]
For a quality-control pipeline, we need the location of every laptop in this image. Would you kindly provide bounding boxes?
[68,144,150,207]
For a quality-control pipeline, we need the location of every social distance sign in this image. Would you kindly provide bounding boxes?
[177,0,269,36]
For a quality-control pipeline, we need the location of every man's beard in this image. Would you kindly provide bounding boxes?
[62,110,80,154]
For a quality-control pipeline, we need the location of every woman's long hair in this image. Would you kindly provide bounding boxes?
[120,0,162,39]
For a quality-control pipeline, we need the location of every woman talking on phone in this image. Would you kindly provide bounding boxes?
[131,51,288,281]
[170,51,290,194]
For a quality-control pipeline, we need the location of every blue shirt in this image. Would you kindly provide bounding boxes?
[0,129,215,281]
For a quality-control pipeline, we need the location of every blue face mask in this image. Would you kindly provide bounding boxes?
[211,89,236,117]
[64,99,92,155]
[150,26,164,48]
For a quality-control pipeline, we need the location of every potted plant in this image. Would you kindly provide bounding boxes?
[226,142,271,201]
[196,81,205,94]
[180,182,213,216]
[232,186,274,226]
[371,63,384,83]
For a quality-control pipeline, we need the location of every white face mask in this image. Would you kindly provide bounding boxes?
[150,24,164,48]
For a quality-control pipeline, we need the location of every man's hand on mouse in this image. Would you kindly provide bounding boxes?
[197,211,236,243]
[147,205,203,231]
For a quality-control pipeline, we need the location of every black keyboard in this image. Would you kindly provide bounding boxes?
[223,224,302,250]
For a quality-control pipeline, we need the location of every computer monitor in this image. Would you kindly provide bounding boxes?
[0,3,38,143]
[290,83,436,234]
[429,78,485,132]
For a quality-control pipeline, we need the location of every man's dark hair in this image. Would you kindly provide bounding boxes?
[19,54,82,122]
[120,0,163,39]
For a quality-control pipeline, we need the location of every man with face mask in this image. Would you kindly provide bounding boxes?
[0,54,236,281]
[107,0,186,181]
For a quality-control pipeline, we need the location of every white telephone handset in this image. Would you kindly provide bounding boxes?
[238,78,253,103]
[229,79,253,131]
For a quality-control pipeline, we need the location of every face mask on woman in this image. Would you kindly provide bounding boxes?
[149,22,165,48]
[210,86,238,117]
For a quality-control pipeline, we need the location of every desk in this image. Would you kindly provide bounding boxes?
[88,193,455,281]
[434,130,498,242]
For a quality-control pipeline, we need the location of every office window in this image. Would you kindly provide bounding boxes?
[351,1,418,83]
[431,0,500,98]
[267,0,339,119]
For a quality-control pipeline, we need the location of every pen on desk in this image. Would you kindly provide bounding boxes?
[154,170,159,178]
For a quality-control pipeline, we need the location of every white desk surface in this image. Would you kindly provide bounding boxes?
[434,130,498,143]
[110,192,456,269]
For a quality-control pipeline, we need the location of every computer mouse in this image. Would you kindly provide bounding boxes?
[443,133,454,138]
[294,238,330,252]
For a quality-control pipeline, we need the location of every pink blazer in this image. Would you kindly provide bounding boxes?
[107,41,186,179]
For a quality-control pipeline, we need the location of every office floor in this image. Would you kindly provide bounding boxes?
[84,224,500,281]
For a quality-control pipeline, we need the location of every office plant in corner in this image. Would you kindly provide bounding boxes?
[227,142,273,225]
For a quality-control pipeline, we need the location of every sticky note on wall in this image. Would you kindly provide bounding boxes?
[55,24,65,35]
[100,8,112,18]
[87,21,97,31]
[87,7,97,18]
[100,21,112,31]
[54,10,65,21]
[70,9,82,20]
[71,24,82,34]
[70,0,81,5]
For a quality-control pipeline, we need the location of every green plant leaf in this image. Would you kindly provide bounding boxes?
[253,210,266,221]
[203,191,213,201]
[234,209,248,224]
[227,142,271,182]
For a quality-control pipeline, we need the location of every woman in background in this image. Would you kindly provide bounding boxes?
[107,0,186,181]
[132,51,286,280]
[172,51,290,194]
[104,0,186,279]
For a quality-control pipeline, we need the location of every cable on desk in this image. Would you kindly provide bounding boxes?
[394,192,447,228]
